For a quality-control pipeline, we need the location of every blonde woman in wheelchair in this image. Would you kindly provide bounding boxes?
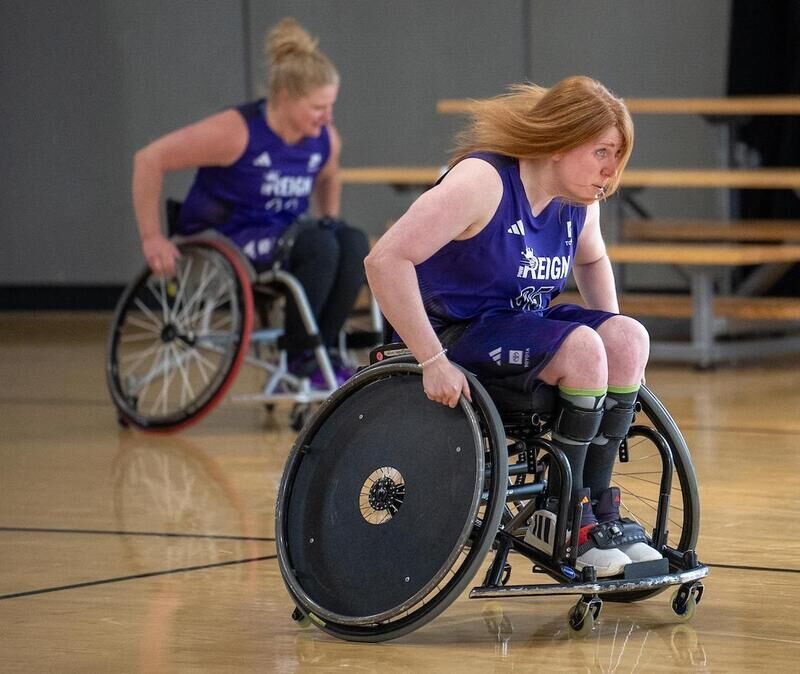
[132,17,368,389]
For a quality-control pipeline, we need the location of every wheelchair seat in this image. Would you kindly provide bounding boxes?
[481,378,557,421]
[275,354,707,642]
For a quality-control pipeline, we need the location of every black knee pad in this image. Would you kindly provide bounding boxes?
[317,215,345,230]
[554,400,604,443]
[597,402,636,440]
[334,224,370,260]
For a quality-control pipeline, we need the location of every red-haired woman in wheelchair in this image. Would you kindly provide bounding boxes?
[366,76,661,577]
[132,17,367,387]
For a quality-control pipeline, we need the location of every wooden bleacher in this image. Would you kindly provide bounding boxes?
[555,292,800,321]
[436,96,800,116]
[623,219,800,242]
[548,242,800,367]
[341,166,800,190]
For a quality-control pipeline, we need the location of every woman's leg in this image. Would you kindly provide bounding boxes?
[583,315,650,495]
[537,325,608,505]
[444,311,629,575]
[315,225,370,348]
[535,326,636,575]
[587,315,661,563]
[284,226,340,361]
[446,316,609,508]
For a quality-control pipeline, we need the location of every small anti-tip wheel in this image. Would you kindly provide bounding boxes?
[291,606,311,628]
[671,588,697,622]
[567,602,596,637]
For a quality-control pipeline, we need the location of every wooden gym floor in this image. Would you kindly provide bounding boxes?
[1,312,799,672]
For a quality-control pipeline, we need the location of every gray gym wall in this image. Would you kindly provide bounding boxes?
[0,0,730,292]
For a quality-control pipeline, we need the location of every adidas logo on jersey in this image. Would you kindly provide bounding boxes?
[308,153,322,172]
[489,347,502,365]
[253,152,272,167]
[507,219,525,236]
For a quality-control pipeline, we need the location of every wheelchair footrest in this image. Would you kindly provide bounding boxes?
[468,564,708,599]
[233,390,332,404]
[249,327,284,344]
[623,557,669,579]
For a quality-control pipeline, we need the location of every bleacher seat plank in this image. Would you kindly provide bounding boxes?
[606,243,800,266]
[621,168,800,189]
[437,96,800,116]
[714,297,800,321]
[624,219,800,242]
[555,292,800,321]
[341,166,800,190]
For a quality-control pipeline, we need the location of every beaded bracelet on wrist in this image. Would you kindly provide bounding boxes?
[420,348,448,368]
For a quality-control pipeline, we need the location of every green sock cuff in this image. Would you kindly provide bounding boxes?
[558,385,608,398]
[607,384,641,395]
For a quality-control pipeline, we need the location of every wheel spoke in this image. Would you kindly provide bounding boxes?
[176,259,219,326]
[134,343,166,402]
[169,342,196,407]
[169,256,194,322]
[133,296,164,331]
[120,340,161,369]
[148,345,178,416]
[120,330,160,343]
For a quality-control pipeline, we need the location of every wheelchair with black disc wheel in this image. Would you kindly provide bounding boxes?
[276,351,708,642]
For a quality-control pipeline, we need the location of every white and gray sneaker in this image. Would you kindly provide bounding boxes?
[593,487,663,563]
[524,507,631,578]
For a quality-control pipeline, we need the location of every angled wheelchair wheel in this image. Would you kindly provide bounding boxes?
[275,360,508,642]
[616,385,700,551]
[606,384,701,602]
[106,239,254,431]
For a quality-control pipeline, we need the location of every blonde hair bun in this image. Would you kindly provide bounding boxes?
[264,17,339,99]
[266,17,317,65]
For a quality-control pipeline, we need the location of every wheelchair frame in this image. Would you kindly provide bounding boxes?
[106,232,382,431]
[275,354,708,642]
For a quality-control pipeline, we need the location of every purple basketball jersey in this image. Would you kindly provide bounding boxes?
[415,152,617,386]
[177,99,330,266]
[415,152,586,329]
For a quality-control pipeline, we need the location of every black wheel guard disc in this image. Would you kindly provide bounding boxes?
[283,373,484,622]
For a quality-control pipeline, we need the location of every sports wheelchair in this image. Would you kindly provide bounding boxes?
[275,344,708,642]
[106,201,381,432]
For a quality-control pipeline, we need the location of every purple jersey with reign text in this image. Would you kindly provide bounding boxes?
[415,152,587,329]
[177,99,330,264]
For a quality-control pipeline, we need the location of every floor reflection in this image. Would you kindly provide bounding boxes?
[478,601,709,672]
[111,430,273,671]
[114,431,254,528]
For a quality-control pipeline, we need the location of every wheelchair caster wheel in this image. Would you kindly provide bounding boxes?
[671,585,699,622]
[291,606,311,628]
[568,597,602,637]
[117,414,130,428]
